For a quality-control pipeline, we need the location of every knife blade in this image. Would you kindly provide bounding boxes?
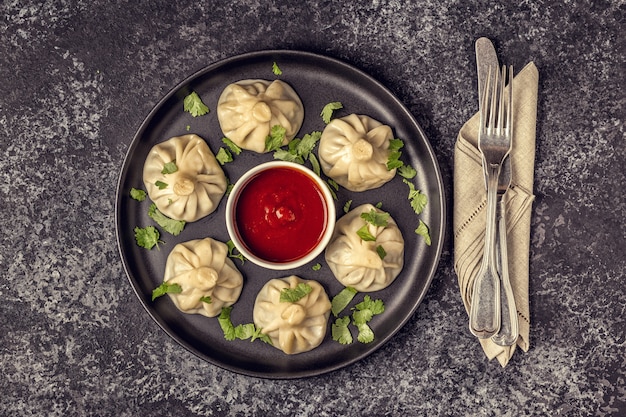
[475,37,518,346]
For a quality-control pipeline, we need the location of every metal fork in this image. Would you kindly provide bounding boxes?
[469,64,513,338]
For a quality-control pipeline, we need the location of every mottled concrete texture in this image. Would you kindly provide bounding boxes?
[1,1,624,416]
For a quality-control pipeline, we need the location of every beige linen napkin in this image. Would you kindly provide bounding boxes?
[454,62,538,366]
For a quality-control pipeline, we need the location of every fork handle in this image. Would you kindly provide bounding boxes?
[469,163,501,338]
[492,197,519,346]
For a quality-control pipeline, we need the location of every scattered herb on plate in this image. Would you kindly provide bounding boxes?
[148,203,186,236]
[130,188,146,202]
[183,91,209,117]
[151,281,182,301]
[134,226,162,250]
[320,101,343,124]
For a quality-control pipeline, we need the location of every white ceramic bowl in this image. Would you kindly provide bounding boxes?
[225,161,336,270]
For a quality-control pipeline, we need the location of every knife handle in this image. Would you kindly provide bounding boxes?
[492,197,519,346]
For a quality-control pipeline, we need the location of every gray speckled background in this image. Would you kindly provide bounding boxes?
[1,0,624,416]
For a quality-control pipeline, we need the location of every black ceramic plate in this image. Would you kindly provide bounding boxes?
[115,50,445,379]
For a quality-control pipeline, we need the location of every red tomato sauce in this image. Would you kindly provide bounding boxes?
[234,166,329,263]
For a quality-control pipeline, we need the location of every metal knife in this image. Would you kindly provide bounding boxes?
[475,37,518,346]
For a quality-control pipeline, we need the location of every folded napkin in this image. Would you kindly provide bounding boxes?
[454,62,539,366]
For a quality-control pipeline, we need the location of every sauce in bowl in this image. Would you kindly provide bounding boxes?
[226,162,336,270]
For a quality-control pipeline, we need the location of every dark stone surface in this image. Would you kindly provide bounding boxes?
[1,0,624,415]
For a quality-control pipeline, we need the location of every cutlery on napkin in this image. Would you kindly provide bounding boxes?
[454,44,538,366]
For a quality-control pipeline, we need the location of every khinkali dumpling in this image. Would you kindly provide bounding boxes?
[318,114,396,191]
[217,79,304,153]
[143,134,227,222]
[163,238,244,317]
[253,275,331,354]
[325,203,404,292]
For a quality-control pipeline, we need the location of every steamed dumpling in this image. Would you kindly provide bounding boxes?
[318,114,396,192]
[325,203,404,292]
[143,134,227,222]
[217,79,304,153]
[253,275,331,354]
[163,238,244,317]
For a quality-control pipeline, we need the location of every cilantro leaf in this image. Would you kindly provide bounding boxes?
[360,208,389,227]
[415,219,432,246]
[222,137,242,155]
[265,125,286,151]
[354,295,385,316]
[134,226,161,249]
[183,91,209,117]
[280,283,313,303]
[403,179,428,214]
[320,102,343,124]
[155,180,168,190]
[273,149,303,164]
[218,306,237,341]
[161,161,178,175]
[218,307,272,344]
[387,150,404,170]
[226,240,246,264]
[199,296,212,304]
[148,203,186,236]
[331,286,358,317]
[273,131,321,165]
[388,138,404,152]
[343,199,353,214]
[356,224,376,242]
[272,61,282,76]
[151,281,182,301]
[309,153,321,176]
[216,147,233,165]
[130,188,147,202]
[331,316,353,345]
[398,164,417,179]
[355,322,375,343]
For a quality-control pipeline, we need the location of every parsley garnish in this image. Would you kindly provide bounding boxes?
[151,281,182,301]
[216,147,233,165]
[415,219,431,246]
[183,91,209,117]
[360,209,389,227]
[265,125,287,151]
[134,226,162,250]
[161,161,178,175]
[331,291,385,345]
[155,180,168,190]
[332,316,353,345]
[226,240,246,264]
[387,138,404,170]
[130,188,147,202]
[320,101,343,124]
[398,164,417,179]
[222,137,242,155]
[356,224,376,242]
[403,179,428,215]
[273,131,322,165]
[279,283,313,303]
[148,203,185,236]
[343,199,352,213]
[218,306,272,344]
[199,296,212,304]
[331,286,358,317]
[352,295,385,343]
[272,61,282,76]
